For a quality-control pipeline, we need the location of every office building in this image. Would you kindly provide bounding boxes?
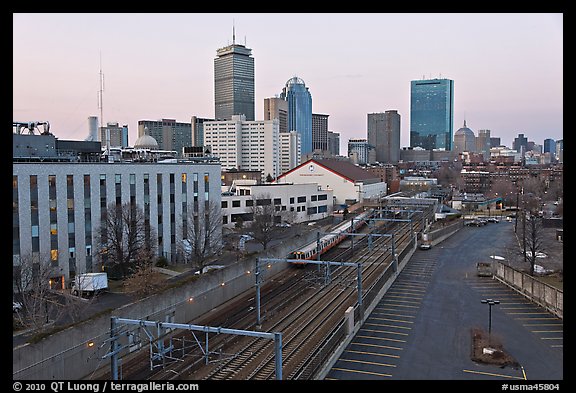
[191,116,215,147]
[410,78,454,151]
[312,113,329,152]
[137,119,192,157]
[327,131,340,156]
[453,120,475,154]
[280,77,313,155]
[264,97,288,133]
[13,134,221,286]
[214,37,255,121]
[513,133,529,156]
[100,122,128,149]
[204,115,279,181]
[222,182,333,227]
[367,110,401,163]
[347,138,375,165]
[279,131,301,174]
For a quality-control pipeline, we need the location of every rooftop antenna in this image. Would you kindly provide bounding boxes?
[232,19,235,45]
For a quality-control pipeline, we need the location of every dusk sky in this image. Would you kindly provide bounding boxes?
[13,13,563,151]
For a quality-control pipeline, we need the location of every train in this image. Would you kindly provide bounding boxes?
[287,209,375,265]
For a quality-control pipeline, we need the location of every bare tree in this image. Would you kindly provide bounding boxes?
[521,212,547,276]
[97,202,151,279]
[179,199,222,273]
[13,253,66,332]
[123,248,163,297]
[248,193,281,251]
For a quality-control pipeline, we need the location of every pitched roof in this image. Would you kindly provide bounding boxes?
[278,158,380,183]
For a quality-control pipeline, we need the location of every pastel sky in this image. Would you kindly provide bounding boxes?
[13,13,563,152]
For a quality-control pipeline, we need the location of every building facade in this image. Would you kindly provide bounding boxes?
[279,131,301,174]
[327,131,340,156]
[191,116,215,147]
[100,122,128,149]
[137,119,192,157]
[204,115,280,181]
[280,77,313,155]
[264,97,288,134]
[348,138,375,165]
[410,78,454,151]
[214,41,255,121]
[13,161,222,286]
[367,110,401,163]
[221,183,333,228]
[453,120,475,154]
[312,113,329,152]
[476,129,491,161]
[275,159,386,205]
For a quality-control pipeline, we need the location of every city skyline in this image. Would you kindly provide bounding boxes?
[13,13,563,152]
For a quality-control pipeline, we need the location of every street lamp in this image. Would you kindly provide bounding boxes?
[481,299,500,342]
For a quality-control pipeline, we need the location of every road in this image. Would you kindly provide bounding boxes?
[326,220,563,380]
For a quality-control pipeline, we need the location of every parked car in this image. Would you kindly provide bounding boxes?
[487,217,499,223]
[419,243,432,250]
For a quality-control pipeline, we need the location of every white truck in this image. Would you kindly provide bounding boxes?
[71,273,108,297]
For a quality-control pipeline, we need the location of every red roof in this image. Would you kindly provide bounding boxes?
[277,158,380,183]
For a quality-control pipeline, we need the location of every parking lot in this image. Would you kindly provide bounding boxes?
[326,221,563,380]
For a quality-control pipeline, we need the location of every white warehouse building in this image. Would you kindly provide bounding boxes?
[275,159,386,206]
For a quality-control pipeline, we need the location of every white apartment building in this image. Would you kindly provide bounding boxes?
[279,131,301,174]
[204,115,279,181]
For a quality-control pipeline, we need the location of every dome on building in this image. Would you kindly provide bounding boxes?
[453,120,476,153]
[134,127,159,149]
[455,120,475,138]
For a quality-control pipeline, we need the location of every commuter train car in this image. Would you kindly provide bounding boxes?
[288,209,374,265]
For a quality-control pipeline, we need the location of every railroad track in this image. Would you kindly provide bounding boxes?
[93,207,431,380]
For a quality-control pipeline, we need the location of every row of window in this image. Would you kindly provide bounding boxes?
[221,193,328,209]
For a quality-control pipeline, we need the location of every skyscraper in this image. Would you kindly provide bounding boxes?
[312,113,329,152]
[410,78,454,151]
[367,111,401,163]
[264,97,288,133]
[214,34,255,121]
[281,77,313,155]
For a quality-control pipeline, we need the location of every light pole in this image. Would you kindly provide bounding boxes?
[481,299,499,342]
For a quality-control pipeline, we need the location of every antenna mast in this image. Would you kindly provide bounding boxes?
[98,52,105,132]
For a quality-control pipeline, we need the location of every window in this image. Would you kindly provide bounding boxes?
[221,201,228,208]
[274,198,282,205]
[311,195,317,202]
[290,197,294,204]
[297,196,306,203]
[318,194,328,201]
[318,205,328,213]
[232,200,241,208]
[246,200,254,207]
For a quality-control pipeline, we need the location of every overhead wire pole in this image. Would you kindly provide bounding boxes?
[254,258,362,325]
[106,317,284,380]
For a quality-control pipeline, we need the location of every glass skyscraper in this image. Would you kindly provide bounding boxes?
[410,78,454,151]
[281,77,313,155]
[214,41,255,121]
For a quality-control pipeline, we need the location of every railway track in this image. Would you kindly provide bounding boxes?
[94,207,432,380]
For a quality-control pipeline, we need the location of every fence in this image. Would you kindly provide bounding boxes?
[493,261,563,319]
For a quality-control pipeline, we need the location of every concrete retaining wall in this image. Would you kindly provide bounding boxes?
[13,228,322,380]
[494,261,563,319]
